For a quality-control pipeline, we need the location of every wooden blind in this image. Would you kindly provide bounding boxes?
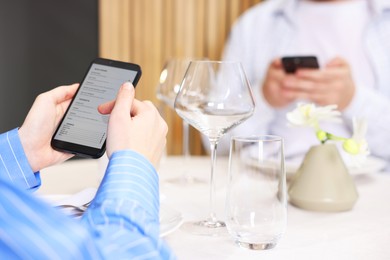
[99,0,262,155]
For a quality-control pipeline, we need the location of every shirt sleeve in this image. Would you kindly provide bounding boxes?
[0,180,102,260]
[0,149,175,259]
[81,150,176,260]
[0,128,40,190]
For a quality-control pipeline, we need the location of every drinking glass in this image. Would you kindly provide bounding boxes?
[226,136,287,249]
[174,60,255,235]
[157,58,197,183]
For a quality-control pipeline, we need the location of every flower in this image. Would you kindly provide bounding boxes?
[286,103,342,129]
[286,103,369,159]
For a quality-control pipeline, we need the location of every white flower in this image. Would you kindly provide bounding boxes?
[286,103,342,129]
[286,103,370,164]
[352,117,368,146]
[342,118,370,166]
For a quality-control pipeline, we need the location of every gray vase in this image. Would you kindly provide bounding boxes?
[288,143,358,211]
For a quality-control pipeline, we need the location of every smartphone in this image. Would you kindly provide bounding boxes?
[51,58,142,158]
[281,56,319,74]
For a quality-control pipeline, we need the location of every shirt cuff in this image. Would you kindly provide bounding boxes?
[94,150,159,218]
[0,128,40,190]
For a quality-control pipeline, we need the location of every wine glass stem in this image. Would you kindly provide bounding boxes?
[181,121,192,182]
[183,121,190,158]
[209,139,218,222]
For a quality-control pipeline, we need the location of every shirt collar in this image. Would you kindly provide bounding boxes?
[272,0,298,24]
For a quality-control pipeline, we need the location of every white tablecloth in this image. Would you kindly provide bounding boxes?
[39,156,390,260]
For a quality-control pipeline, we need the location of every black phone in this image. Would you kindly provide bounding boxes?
[281,56,319,74]
[51,58,142,158]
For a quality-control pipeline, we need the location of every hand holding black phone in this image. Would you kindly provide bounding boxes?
[281,56,319,74]
[51,58,142,158]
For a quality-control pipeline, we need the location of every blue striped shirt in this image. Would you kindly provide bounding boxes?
[0,128,175,259]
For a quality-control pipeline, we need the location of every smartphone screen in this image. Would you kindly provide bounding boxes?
[51,58,142,158]
[281,56,319,74]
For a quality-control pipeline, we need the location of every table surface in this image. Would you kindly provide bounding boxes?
[39,155,390,260]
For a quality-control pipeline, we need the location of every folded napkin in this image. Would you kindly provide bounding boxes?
[52,187,97,207]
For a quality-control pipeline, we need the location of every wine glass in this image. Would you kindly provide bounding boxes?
[157,58,200,184]
[157,58,189,108]
[174,60,255,235]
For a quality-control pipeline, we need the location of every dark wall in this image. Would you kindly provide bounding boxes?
[0,0,98,132]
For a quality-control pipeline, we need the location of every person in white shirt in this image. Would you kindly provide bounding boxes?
[217,0,390,169]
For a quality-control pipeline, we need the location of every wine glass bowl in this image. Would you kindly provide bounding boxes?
[175,61,254,140]
[174,60,255,235]
[157,58,190,108]
[156,58,202,184]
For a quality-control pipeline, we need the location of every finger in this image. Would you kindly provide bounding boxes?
[296,66,350,83]
[326,57,347,67]
[49,83,79,103]
[279,87,303,102]
[267,62,287,84]
[308,93,330,106]
[323,66,349,76]
[129,99,151,117]
[59,99,73,115]
[272,68,286,82]
[271,58,286,76]
[295,69,325,82]
[99,82,135,115]
[98,100,115,114]
[271,58,283,69]
[111,82,135,117]
[283,77,317,92]
[291,90,311,101]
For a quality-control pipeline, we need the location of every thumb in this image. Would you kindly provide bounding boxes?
[98,100,115,114]
[326,57,347,68]
[111,82,135,117]
[272,58,283,69]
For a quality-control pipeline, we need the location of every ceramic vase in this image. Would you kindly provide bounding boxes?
[288,143,358,212]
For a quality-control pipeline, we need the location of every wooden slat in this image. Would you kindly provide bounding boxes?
[205,0,218,59]
[151,0,163,104]
[194,0,206,57]
[241,0,252,11]
[132,0,142,64]
[120,0,130,61]
[228,0,241,31]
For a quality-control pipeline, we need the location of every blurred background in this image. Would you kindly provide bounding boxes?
[0,0,262,156]
[0,0,98,132]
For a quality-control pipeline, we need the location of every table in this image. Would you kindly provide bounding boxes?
[39,156,390,260]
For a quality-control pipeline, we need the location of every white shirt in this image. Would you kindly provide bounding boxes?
[291,0,374,88]
[272,0,373,157]
[217,0,390,169]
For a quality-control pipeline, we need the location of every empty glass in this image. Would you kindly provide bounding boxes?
[174,61,255,236]
[156,58,198,184]
[226,136,287,250]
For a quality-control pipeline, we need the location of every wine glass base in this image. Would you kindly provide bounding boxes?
[181,219,227,236]
[235,241,277,250]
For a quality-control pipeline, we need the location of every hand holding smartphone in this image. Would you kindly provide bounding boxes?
[51,58,142,158]
[281,56,319,74]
